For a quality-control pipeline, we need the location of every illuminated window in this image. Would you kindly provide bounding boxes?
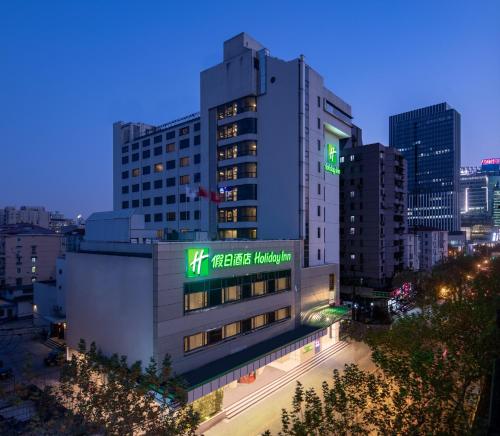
[154,163,164,173]
[350,227,355,235]
[275,307,290,321]
[184,332,204,352]
[166,143,175,153]
[31,266,36,273]
[276,277,290,291]
[184,292,206,311]
[224,285,240,302]
[224,322,240,338]
[132,168,140,177]
[253,281,266,296]
[179,157,189,167]
[350,215,355,223]
[179,175,190,185]
[252,314,266,329]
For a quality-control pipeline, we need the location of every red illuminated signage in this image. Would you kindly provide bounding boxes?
[481,158,500,165]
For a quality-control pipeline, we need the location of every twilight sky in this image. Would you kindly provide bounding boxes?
[1,0,499,219]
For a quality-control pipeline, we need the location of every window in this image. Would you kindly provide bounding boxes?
[153,135,162,143]
[121,186,129,194]
[275,306,290,321]
[184,332,204,352]
[317,205,321,217]
[166,177,175,187]
[317,118,321,129]
[317,249,321,260]
[154,196,162,206]
[329,274,335,291]
[350,215,355,223]
[143,181,151,191]
[218,162,257,181]
[179,193,189,203]
[166,212,176,221]
[154,179,162,189]
[317,227,321,238]
[217,118,257,139]
[317,96,321,107]
[194,172,201,183]
[166,160,175,170]
[350,191,355,198]
[317,140,321,151]
[276,276,290,291]
[154,146,162,156]
[154,213,162,222]
[194,154,201,164]
[166,143,175,153]
[166,195,176,204]
[252,314,266,329]
[142,150,150,159]
[142,139,150,147]
[194,210,200,220]
[350,253,356,260]
[122,156,129,165]
[122,145,129,153]
[154,163,164,173]
[184,292,206,311]
[132,199,139,208]
[179,157,189,167]
[340,156,345,163]
[132,168,140,177]
[350,227,355,235]
[132,153,139,162]
[318,161,321,173]
[217,96,257,119]
[122,171,129,179]
[180,138,189,149]
[132,142,139,150]
[145,214,151,222]
[122,201,129,209]
[179,126,190,136]
[180,211,190,220]
[194,135,201,145]
[350,155,355,161]
[132,184,139,192]
[179,175,190,185]
[253,281,266,296]
[317,184,321,195]
[224,322,240,338]
[166,131,175,140]
[194,122,200,131]
[142,165,151,175]
[142,198,151,207]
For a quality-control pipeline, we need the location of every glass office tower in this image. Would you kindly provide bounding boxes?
[389,103,461,231]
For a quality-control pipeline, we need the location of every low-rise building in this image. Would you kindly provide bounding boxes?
[0,206,50,228]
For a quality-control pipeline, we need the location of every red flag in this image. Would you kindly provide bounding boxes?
[210,191,222,203]
[198,186,208,198]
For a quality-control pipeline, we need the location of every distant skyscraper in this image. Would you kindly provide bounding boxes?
[389,103,461,231]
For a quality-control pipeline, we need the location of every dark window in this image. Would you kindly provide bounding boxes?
[142,181,151,191]
[132,153,139,162]
[122,201,129,209]
[121,186,129,194]
[166,195,176,204]
[154,196,162,206]
[153,135,162,144]
[317,205,321,216]
[142,138,150,147]
[166,143,175,153]
[317,227,321,238]
[154,179,163,189]
[166,212,176,221]
[166,177,176,187]
[194,154,201,164]
[142,150,150,159]
[317,249,321,260]
[154,146,162,156]
[166,130,175,140]
[122,156,129,165]
[194,210,200,220]
[206,328,223,345]
[179,193,189,203]
[142,198,151,207]
[166,160,176,170]
[194,135,201,145]
[122,145,129,153]
[132,199,139,208]
[142,165,151,175]
[122,171,129,179]
[180,138,189,149]
[179,126,189,136]
[154,213,162,222]
[241,318,252,333]
[145,214,151,222]
[194,122,200,131]
[132,184,139,193]
[180,211,190,220]
[132,142,139,150]
[317,118,321,129]
[194,172,201,183]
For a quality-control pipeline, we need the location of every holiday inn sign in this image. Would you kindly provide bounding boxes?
[186,247,293,278]
[324,143,340,175]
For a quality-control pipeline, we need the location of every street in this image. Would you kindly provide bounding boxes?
[204,341,374,436]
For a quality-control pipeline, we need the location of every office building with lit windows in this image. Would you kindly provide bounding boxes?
[389,103,461,232]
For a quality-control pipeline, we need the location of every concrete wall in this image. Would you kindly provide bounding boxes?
[300,263,339,310]
[66,252,154,366]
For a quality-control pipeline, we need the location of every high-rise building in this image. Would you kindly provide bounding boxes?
[113,33,352,272]
[339,142,407,289]
[389,103,461,231]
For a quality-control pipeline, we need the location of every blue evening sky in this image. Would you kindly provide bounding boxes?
[1,0,499,218]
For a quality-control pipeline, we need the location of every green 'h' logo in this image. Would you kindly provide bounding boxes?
[327,143,337,165]
[186,248,210,277]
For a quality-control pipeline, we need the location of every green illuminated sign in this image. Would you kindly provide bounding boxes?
[186,248,292,278]
[324,143,340,175]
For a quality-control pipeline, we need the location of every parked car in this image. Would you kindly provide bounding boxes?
[0,367,13,380]
[44,350,65,367]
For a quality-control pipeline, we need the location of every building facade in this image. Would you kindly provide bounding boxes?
[339,143,407,289]
[112,33,351,271]
[66,237,341,402]
[389,103,461,232]
[0,206,50,228]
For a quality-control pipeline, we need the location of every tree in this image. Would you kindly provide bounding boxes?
[43,340,200,435]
